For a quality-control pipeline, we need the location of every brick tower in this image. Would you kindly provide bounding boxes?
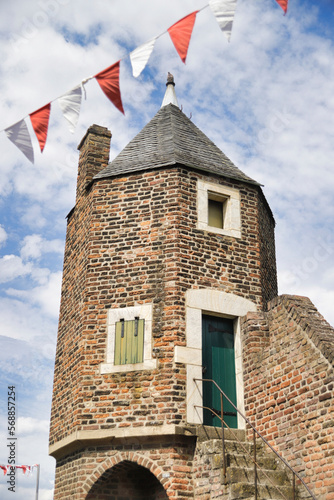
[49,75,279,498]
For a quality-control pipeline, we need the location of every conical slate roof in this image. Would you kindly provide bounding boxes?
[94,103,258,186]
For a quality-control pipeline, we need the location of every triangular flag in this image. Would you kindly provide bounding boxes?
[130,37,157,78]
[0,465,8,475]
[209,0,237,42]
[30,103,51,152]
[95,61,124,114]
[5,119,34,163]
[168,11,199,64]
[274,0,288,14]
[17,465,27,474]
[58,85,82,133]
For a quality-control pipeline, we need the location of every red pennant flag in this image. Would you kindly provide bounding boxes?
[168,11,199,64]
[30,103,51,152]
[17,465,27,474]
[275,0,288,14]
[0,465,8,475]
[95,61,124,114]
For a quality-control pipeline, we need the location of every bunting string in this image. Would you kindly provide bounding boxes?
[0,0,288,163]
[0,464,38,476]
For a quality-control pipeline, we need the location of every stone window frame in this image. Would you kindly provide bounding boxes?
[197,179,241,239]
[100,304,156,374]
[174,289,257,429]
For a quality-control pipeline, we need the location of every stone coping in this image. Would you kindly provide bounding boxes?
[49,424,197,459]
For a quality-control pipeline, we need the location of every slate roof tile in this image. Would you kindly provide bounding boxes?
[94,103,258,186]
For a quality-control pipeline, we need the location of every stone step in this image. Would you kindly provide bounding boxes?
[229,481,294,499]
[199,435,276,459]
[198,429,299,499]
[196,425,246,443]
[226,466,291,488]
[227,452,279,471]
[224,439,270,457]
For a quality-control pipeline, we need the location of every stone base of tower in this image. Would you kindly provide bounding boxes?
[52,427,255,499]
[52,432,198,499]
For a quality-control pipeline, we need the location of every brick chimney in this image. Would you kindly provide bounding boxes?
[76,124,111,200]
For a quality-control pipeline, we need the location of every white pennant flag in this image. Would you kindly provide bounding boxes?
[209,0,237,42]
[58,85,82,133]
[130,37,157,78]
[5,119,34,163]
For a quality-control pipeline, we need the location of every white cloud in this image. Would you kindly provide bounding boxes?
[17,417,50,437]
[0,255,32,283]
[18,416,50,435]
[6,271,62,318]
[20,234,64,260]
[20,204,47,229]
[0,296,56,342]
[0,0,333,497]
[0,225,7,247]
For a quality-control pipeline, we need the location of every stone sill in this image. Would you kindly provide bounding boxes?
[49,424,197,459]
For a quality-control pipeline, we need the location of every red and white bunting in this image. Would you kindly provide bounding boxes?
[0,464,37,475]
[0,465,9,475]
[95,61,124,114]
[275,0,288,13]
[58,85,82,133]
[209,0,237,42]
[16,465,31,475]
[30,103,51,152]
[1,0,291,160]
[130,37,157,78]
[5,119,34,163]
[168,11,199,64]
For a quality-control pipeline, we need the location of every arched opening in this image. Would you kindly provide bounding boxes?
[86,460,168,500]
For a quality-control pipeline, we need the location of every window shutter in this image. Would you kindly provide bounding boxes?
[114,318,144,365]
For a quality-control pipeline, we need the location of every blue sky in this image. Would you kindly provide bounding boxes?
[0,0,333,498]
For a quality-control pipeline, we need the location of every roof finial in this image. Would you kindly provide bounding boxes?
[161,72,179,108]
[166,72,175,86]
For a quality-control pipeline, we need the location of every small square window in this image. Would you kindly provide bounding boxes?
[197,180,241,239]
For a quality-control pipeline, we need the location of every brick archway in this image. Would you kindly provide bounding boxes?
[83,453,169,499]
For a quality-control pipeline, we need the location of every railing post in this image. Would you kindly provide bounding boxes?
[220,392,226,482]
[253,428,257,500]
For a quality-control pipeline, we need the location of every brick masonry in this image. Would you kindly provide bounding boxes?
[50,124,278,448]
[242,294,334,499]
[50,124,333,499]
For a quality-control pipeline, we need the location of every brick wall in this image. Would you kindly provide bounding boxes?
[53,436,196,499]
[50,125,111,444]
[50,123,278,497]
[257,191,277,306]
[50,165,277,447]
[242,294,334,499]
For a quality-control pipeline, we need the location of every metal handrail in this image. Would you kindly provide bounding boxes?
[194,377,316,500]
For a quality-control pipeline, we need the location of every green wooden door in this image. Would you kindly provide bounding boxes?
[202,315,237,428]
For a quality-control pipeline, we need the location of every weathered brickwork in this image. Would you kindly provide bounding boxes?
[50,125,112,444]
[257,192,277,306]
[49,118,334,499]
[242,295,334,499]
[53,436,196,500]
[50,163,277,446]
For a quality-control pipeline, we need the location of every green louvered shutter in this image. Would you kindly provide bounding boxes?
[114,318,144,365]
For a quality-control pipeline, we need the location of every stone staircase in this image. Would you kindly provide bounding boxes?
[196,427,297,499]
